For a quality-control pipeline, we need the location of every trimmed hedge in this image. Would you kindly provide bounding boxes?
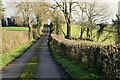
[2,30,31,53]
[51,34,120,79]
[1,29,41,53]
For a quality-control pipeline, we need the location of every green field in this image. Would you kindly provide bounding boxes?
[61,24,115,44]
[1,26,115,44]
[61,24,81,37]
[0,27,29,31]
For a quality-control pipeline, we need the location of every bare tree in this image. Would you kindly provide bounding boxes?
[52,0,75,39]
[32,2,52,36]
[77,1,110,39]
[15,16,24,26]
[16,2,33,32]
[10,1,52,39]
[14,1,34,39]
[112,14,120,44]
[75,2,87,39]
[32,2,51,23]
[51,10,65,35]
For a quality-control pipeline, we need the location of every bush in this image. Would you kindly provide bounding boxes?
[51,34,120,79]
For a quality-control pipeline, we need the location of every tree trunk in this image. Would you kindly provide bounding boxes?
[80,28,83,38]
[64,0,71,39]
[37,27,40,36]
[90,28,92,39]
[80,11,84,39]
[27,17,33,40]
[86,28,90,38]
[66,19,71,39]
[118,20,120,43]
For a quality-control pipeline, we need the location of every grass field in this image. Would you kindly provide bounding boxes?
[0,27,29,31]
[61,24,115,44]
[1,26,115,44]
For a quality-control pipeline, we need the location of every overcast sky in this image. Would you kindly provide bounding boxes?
[2,0,120,23]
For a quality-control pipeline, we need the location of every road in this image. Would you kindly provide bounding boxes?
[2,28,67,80]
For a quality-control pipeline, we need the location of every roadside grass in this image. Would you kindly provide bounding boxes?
[19,56,39,79]
[0,39,36,69]
[0,29,44,69]
[0,27,29,31]
[61,24,115,44]
[49,42,101,79]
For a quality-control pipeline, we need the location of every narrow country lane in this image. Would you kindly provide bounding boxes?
[2,28,67,80]
[36,29,65,79]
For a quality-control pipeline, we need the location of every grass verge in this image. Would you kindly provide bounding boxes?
[0,40,36,69]
[0,33,44,69]
[49,42,101,79]
[19,56,39,79]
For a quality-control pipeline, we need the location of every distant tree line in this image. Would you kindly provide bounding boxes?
[50,0,120,44]
[1,16,32,27]
[2,17,17,27]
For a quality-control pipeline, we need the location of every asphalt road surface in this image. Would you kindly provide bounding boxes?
[2,28,67,80]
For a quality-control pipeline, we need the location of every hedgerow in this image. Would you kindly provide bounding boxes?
[51,34,120,79]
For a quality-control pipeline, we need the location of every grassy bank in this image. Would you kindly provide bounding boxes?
[19,56,39,79]
[49,42,101,79]
[0,30,44,69]
[2,30,31,53]
[2,27,43,53]
[0,39,37,69]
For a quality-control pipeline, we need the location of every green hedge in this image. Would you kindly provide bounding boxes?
[51,34,120,78]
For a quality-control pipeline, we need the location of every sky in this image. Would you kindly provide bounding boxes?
[2,0,120,24]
